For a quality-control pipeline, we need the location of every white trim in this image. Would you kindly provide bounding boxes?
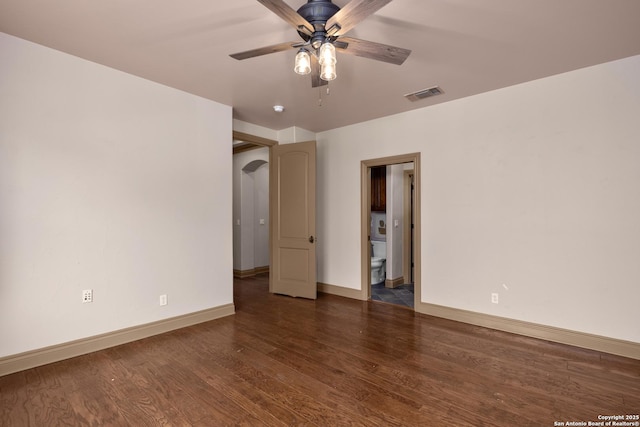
[0,304,235,377]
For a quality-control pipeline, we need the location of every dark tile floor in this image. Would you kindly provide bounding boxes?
[370,282,414,308]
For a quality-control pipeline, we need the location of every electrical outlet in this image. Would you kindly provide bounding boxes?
[159,294,168,306]
[491,293,499,304]
[82,289,93,303]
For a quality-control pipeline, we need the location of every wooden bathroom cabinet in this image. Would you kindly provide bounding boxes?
[371,166,386,212]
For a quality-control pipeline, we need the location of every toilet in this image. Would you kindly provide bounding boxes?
[370,240,387,285]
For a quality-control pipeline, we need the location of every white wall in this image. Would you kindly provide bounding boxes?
[0,33,233,357]
[234,120,278,141]
[386,164,405,282]
[317,55,640,343]
[232,120,315,145]
[278,127,317,145]
[253,162,269,268]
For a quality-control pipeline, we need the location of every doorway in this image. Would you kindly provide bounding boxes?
[232,131,276,279]
[361,153,421,309]
[232,131,317,299]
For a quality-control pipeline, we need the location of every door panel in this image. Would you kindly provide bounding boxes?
[271,141,316,299]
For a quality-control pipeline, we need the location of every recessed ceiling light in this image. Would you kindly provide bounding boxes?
[273,105,285,113]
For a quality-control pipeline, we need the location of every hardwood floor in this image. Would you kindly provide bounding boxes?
[1,274,639,426]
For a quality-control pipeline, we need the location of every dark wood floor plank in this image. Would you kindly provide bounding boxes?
[203,322,387,426]
[196,357,316,426]
[235,298,579,424]
[232,314,432,423]
[233,311,542,425]
[1,274,639,426]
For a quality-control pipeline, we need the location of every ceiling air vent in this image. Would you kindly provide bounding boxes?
[405,86,444,102]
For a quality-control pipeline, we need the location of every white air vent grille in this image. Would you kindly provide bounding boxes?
[405,86,444,102]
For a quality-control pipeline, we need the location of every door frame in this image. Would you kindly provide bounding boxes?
[232,131,277,288]
[360,153,421,308]
[403,170,414,285]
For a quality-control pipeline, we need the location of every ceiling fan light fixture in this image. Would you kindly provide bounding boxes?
[318,42,336,65]
[320,61,337,81]
[294,49,311,75]
[319,42,337,81]
[230,0,412,89]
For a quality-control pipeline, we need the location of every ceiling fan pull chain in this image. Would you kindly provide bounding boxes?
[318,82,332,106]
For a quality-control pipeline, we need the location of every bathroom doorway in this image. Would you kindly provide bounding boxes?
[361,154,421,309]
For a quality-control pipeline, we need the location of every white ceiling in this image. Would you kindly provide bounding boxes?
[2,0,640,133]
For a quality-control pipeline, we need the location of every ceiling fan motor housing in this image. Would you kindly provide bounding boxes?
[296,0,340,47]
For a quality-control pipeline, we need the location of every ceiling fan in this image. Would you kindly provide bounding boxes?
[229,0,411,87]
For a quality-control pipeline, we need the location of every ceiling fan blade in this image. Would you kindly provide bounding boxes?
[336,37,411,65]
[325,0,392,37]
[256,0,314,35]
[310,55,328,88]
[230,41,301,60]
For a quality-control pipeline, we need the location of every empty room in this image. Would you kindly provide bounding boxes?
[1,0,639,425]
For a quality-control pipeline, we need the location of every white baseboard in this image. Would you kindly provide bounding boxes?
[416,301,640,360]
[0,304,235,377]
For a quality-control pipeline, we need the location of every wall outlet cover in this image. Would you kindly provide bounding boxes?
[82,289,93,303]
